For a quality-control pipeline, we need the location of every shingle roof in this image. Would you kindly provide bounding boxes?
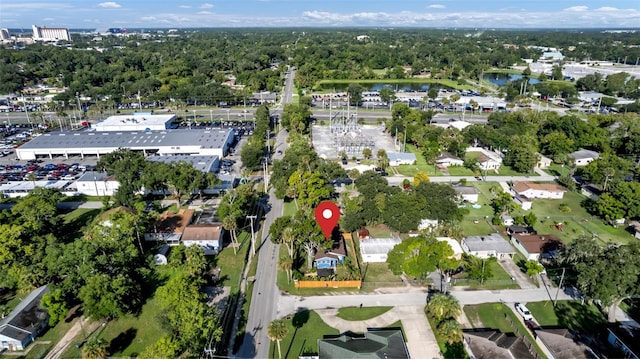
[318,329,409,359]
[513,181,566,193]
[463,233,515,254]
[182,224,223,242]
[0,286,49,341]
[568,149,599,160]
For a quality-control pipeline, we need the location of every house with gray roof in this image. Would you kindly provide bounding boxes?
[461,233,515,259]
[568,149,600,166]
[0,285,50,351]
[318,329,409,359]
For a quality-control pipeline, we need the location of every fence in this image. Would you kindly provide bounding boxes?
[294,280,362,288]
[503,312,543,359]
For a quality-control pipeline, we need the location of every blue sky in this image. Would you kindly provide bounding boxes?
[1,1,639,29]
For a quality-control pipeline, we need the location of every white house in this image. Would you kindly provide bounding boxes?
[0,286,50,351]
[144,209,194,245]
[568,149,600,167]
[75,171,120,196]
[512,181,566,199]
[181,224,224,255]
[501,215,515,226]
[536,153,552,169]
[387,152,417,166]
[418,218,439,232]
[510,233,563,261]
[461,233,515,259]
[435,152,464,167]
[466,147,502,171]
[436,237,464,260]
[453,185,479,204]
[359,236,402,263]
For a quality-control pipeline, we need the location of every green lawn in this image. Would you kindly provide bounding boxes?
[60,296,167,358]
[446,166,475,176]
[365,224,394,238]
[283,200,297,217]
[272,310,340,359]
[336,306,392,321]
[526,300,605,333]
[453,260,519,290]
[460,219,495,236]
[464,302,514,332]
[216,231,251,293]
[361,262,401,283]
[394,144,438,177]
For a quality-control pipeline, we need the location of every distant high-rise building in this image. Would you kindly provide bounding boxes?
[32,25,70,42]
[0,28,11,42]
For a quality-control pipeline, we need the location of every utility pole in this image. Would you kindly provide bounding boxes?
[554,267,566,306]
[246,215,257,256]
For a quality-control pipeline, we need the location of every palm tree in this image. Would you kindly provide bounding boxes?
[267,319,289,359]
[278,256,293,284]
[426,293,461,324]
[222,215,238,255]
[82,338,108,359]
[281,227,295,260]
[438,319,463,344]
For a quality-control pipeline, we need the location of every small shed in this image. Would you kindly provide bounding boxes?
[501,214,515,226]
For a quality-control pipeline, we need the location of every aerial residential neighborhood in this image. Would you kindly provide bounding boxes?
[1,2,640,359]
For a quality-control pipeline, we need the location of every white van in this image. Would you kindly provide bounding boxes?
[515,302,534,321]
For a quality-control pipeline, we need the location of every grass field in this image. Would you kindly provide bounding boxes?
[336,306,392,321]
[216,231,251,293]
[464,302,514,332]
[272,310,339,359]
[453,260,520,290]
[460,219,495,236]
[395,144,438,176]
[361,262,401,283]
[526,300,605,333]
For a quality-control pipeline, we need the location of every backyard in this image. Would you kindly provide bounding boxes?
[453,259,520,290]
[526,300,605,333]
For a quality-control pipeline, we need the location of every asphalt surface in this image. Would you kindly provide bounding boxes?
[236,69,294,359]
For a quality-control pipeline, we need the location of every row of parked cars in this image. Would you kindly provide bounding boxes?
[0,161,95,183]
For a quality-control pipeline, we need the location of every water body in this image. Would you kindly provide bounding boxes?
[319,82,440,92]
[484,73,540,86]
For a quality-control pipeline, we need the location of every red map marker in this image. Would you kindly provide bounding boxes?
[314,201,340,240]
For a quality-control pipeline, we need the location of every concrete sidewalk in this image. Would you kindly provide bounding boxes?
[315,305,441,359]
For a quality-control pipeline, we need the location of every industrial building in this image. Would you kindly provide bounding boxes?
[92,113,178,132]
[32,25,70,42]
[16,128,234,160]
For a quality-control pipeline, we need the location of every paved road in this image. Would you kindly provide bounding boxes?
[236,69,294,359]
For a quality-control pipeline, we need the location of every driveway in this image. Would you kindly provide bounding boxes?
[499,257,537,289]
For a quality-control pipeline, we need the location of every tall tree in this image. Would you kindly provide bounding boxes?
[267,319,289,359]
[386,235,458,278]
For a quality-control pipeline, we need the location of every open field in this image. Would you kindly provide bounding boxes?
[526,300,605,333]
[272,310,339,359]
[453,260,520,290]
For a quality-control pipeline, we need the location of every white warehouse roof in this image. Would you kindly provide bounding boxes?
[93,113,177,132]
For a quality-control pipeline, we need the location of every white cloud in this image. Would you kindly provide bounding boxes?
[564,6,589,12]
[98,2,121,8]
[427,5,446,9]
[200,3,214,8]
[1,2,72,10]
[595,7,618,12]
[197,11,213,15]
[179,5,192,8]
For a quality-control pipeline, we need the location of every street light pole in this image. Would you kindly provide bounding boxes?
[246,215,257,257]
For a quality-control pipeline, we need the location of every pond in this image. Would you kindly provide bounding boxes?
[484,73,540,86]
[318,82,442,92]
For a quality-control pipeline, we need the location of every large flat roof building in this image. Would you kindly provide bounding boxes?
[16,128,234,160]
[32,25,70,42]
[147,155,220,173]
[93,113,178,132]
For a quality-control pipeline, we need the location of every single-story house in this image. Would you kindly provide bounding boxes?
[629,222,640,240]
[501,214,515,226]
[437,237,464,260]
[453,185,479,204]
[568,149,600,167]
[387,152,417,166]
[461,233,515,259]
[512,181,566,199]
[477,153,502,171]
[314,236,346,270]
[507,225,534,236]
[536,153,553,169]
[513,195,533,211]
[359,236,402,263]
[181,223,224,255]
[581,183,603,200]
[509,233,563,261]
[144,209,194,245]
[318,329,409,359]
[418,218,439,232]
[535,328,598,359]
[464,330,535,359]
[607,324,640,359]
[0,286,50,351]
[75,171,120,197]
[435,152,464,167]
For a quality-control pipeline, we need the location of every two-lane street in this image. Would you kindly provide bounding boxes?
[236,69,294,358]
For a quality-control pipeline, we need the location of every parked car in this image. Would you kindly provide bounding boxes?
[515,302,533,321]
